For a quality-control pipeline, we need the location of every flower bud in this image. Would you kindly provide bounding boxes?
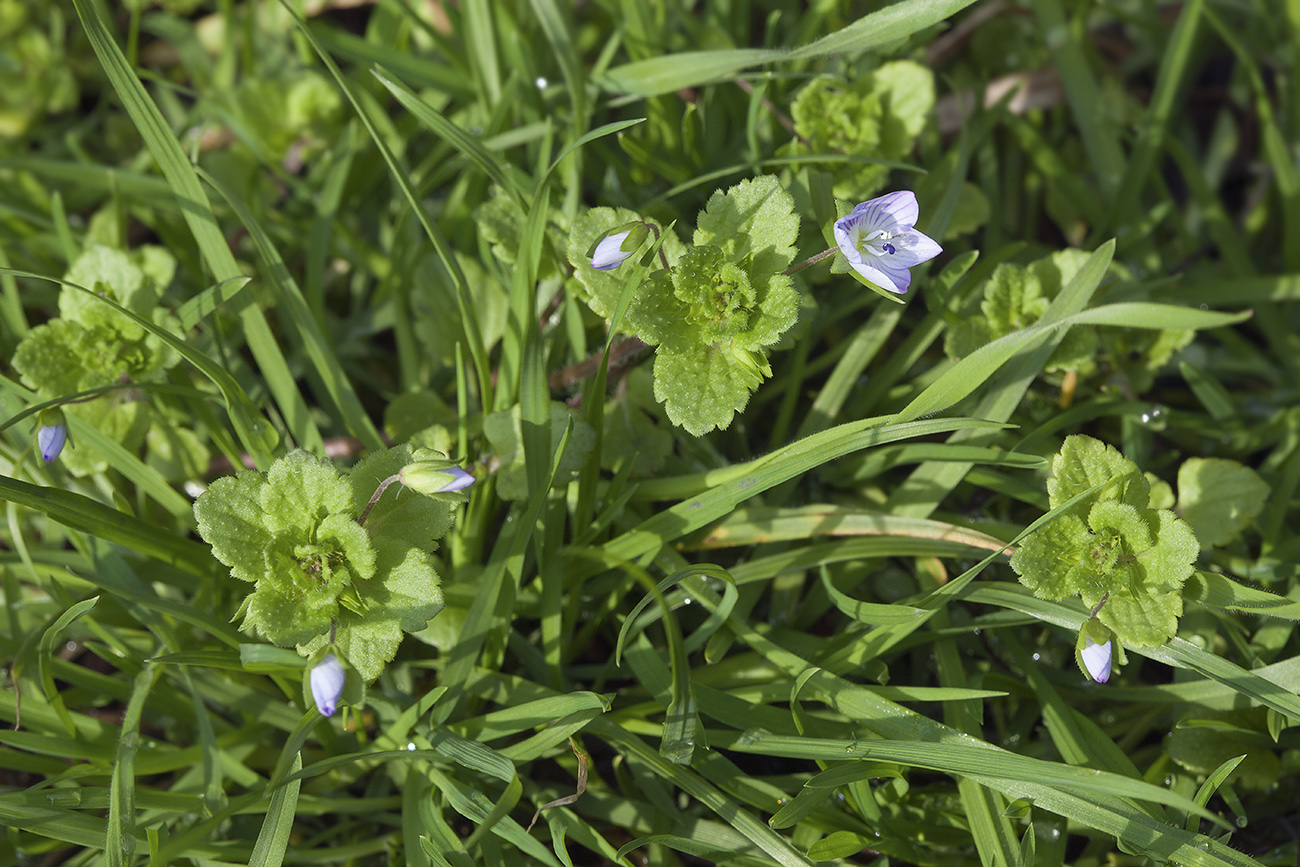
[36,408,67,463]
[587,222,649,271]
[310,653,346,716]
[1077,619,1113,684]
[399,462,475,495]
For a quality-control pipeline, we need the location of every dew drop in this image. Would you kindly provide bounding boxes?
[1032,653,1041,662]
[536,77,548,89]
[407,742,417,751]
[1138,405,1167,429]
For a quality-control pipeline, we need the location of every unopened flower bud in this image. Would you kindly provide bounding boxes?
[36,409,67,463]
[399,462,475,495]
[588,222,649,271]
[1077,619,1113,684]
[310,654,345,716]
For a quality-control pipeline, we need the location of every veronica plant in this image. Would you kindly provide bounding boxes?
[194,445,469,682]
[1077,612,1115,684]
[568,180,941,434]
[569,175,801,435]
[310,653,346,716]
[10,244,202,478]
[1011,435,1200,648]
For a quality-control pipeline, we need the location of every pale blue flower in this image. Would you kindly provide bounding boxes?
[588,222,650,271]
[1081,634,1112,684]
[37,410,68,463]
[833,191,942,295]
[435,466,475,492]
[310,653,345,716]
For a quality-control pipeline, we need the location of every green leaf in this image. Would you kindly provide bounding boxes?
[693,175,799,275]
[311,544,443,684]
[248,753,301,867]
[807,831,872,861]
[1184,571,1300,619]
[0,474,213,576]
[484,403,597,500]
[195,451,371,646]
[600,368,673,477]
[1186,755,1247,833]
[1166,720,1279,790]
[62,244,171,324]
[944,254,1098,371]
[597,0,977,96]
[982,265,1048,334]
[652,341,767,436]
[1049,434,1149,513]
[1176,458,1271,548]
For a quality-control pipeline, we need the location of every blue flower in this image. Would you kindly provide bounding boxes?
[1080,633,1112,684]
[833,191,942,295]
[588,222,649,271]
[310,653,345,716]
[37,409,67,463]
[435,466,475,492]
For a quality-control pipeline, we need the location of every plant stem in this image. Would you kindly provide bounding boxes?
[781,246,838,276]
[357,474,401,525]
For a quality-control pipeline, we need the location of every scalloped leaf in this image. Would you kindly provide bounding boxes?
[652,341,768,436]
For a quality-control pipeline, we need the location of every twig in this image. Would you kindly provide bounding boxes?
[548,337,652,392]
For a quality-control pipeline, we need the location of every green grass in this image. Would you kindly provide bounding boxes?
[1,1,1299,865]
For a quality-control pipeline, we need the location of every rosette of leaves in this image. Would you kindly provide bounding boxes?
[0,0,79,137]
[194,446,457,682]
[224,68,342,162]
[790,61,934,199]
[568,176,801,435]
[10,245,196,476]
[1010,435,1200,647]
[944,249,1099,372]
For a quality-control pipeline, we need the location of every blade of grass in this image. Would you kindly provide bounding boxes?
[599,0,978,96]
[1098,0,1203,240]
[198,168,384,451]
[68,0,315,464]
[248,753,301,867]
[106,662,161,867]
[279,1,494,412]
[1030,0,1126,196]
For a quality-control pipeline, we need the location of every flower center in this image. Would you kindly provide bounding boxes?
[856,227,898,258]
